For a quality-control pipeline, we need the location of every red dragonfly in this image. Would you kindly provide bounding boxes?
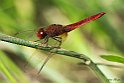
[36,12,106,74]
[37,12,106,47]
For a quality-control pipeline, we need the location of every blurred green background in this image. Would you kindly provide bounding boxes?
[0,0,124,83]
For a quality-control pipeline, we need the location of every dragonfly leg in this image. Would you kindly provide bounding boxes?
[34,36,49,46]
[41,36,49,46]
[52,36,62,48]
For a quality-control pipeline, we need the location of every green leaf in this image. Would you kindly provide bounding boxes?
[0,50,29,83]
[101,55,124,64]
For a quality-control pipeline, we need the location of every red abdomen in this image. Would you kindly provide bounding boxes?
[64,12,106,32]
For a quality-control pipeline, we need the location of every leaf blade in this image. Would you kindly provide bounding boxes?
[101,55,124,64]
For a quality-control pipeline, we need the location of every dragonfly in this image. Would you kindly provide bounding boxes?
[36,12,106,47]
[35,12,106,74]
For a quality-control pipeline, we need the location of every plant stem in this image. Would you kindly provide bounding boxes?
[0,33,110,83]
[89,62,109,83]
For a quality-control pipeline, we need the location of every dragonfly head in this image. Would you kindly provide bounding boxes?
[37,28,47,39]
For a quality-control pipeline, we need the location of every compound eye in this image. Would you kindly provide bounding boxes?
[37,28,45,39]
[40,32,43,35]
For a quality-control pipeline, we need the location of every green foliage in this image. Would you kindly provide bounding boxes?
[101,55,124,64]
[0,51,29,83]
